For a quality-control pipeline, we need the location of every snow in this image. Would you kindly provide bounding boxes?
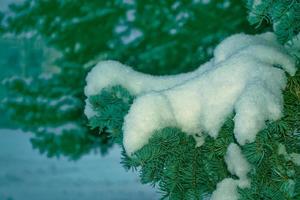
[290,153,300,166]
[278,143,288,156]
[214,32,278,63]
[224,143,250,187]
[85,33,278,118]
[285,33,300,58]
[84,59,213,98]
[84,99,97,118]
[210,178,239,200]
[252,0,262,7]
[121,28,143,45]
[37,122,82,135]
[214,32,296,75]
[126,10,135,22]
[123,35,295,155]
[172,2,180,10]
[278,143,300,166]
[84,32,297,156]
[0,129,159,200]
[0,0,24,12]
[211,143,251,200]
[84,59,213,118]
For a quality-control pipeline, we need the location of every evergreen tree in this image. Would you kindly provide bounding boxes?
[84,1,300,199]
[2,0,252,159]
[86,37,300,199]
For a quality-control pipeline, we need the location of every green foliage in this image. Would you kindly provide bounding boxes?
[88,85,235,199]
[247,0,300,43]
[0,37,43,127]
[88,86,133,144]
[0,12,4,33]
[2,0,252,159]
[2,64,113,159]
[4,0,254,74]
[122,125,235,200]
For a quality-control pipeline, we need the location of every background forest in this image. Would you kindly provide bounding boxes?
[1,0,256,159]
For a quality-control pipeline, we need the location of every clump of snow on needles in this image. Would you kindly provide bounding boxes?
[84,32,297,156]
[84,59,213,118]
[211,143,251,200]
[278,143,300,166]
[84,59,213,115]
[285,32,300,58]
[224,143,251,186]
[210,178,239,200]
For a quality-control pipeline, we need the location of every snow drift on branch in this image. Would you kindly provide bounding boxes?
[84,32,297,156]
[210,143,252,200]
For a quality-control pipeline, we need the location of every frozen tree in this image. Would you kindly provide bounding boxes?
[84,1,300,199]
[85,32,300,199]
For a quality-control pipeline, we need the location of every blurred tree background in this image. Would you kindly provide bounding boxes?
[0,0,257,159]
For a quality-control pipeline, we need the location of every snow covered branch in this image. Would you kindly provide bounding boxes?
[84,32,299,200]
[85,32,296,156]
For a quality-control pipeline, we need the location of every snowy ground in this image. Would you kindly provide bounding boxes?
[0,129,159,200]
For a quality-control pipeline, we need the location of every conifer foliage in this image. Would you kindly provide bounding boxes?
[247,0,300,43]
[2,64,114,159]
